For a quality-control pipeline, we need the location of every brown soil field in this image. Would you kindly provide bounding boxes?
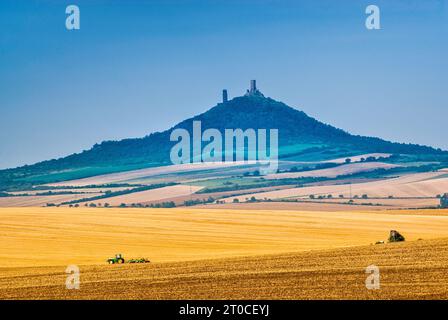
[2,238,448,299]
[308,197,439,208]
[266,162,399,179]
[146,185,296,206]
[200,198,440,211]
[8,187,131,196]
[224,170,448,202]
[78,184,203,206]
[0,193,103,207]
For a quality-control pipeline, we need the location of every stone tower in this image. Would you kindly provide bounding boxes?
[222,89,228,103]
[245,80,264,97]
[250,80,257,92]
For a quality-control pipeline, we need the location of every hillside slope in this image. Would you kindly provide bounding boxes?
[0,94,445,190]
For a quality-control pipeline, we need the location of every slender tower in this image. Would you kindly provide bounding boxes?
[250,80,256,93]
[222,89,228,103]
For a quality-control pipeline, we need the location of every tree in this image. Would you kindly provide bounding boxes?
[441,194,448,208]
[345,158,352,164]
[233,198,240,203]
[361,194,368,199]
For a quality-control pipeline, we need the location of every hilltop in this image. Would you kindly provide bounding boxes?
[0,82,446,190]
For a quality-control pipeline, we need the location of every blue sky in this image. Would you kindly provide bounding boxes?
[0,0,447,169]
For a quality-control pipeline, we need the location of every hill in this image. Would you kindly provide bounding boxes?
[0,85,446,190]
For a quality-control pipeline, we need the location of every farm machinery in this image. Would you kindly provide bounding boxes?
[107,253,150,264]
[128,258,151,264]
[107,253,125,264]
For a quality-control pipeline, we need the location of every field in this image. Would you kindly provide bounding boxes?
[77,184,204,206]
[223,170,448,203]
[266,162,399,179]
[0,193,103,207]
[200,198,440,211]
[2,207,448,299]
[2,238,448,299]
[47,162,258,187]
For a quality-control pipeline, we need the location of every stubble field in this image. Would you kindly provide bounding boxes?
[1,207,448,299]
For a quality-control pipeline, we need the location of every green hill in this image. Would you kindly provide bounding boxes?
[0,93,446,191]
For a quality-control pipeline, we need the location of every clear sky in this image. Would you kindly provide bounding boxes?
[0,0,447,169]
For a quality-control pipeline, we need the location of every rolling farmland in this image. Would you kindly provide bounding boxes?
[1,234,448,299]
[2,207,448,299]
[223,170,448,203]
[2,207,448,268]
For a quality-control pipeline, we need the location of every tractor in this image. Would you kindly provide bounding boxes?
[107,253,125,264]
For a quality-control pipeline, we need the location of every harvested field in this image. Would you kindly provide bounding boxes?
[320,153,391,164]
[0,193,103,207]
[81,185,203,206]
[2,238,448,299]
[200,197,440,211]
[225,170,448,202]
[2,207,448,268]
[266,162,399,179]
[47,162,258,187]
[144,185,295,206]
[8,187,132,195]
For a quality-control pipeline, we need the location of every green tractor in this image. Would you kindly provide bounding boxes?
[107,253,125,264]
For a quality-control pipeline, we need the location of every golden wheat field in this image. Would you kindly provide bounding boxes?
[2,238,448,299]
[1,207,448,299]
